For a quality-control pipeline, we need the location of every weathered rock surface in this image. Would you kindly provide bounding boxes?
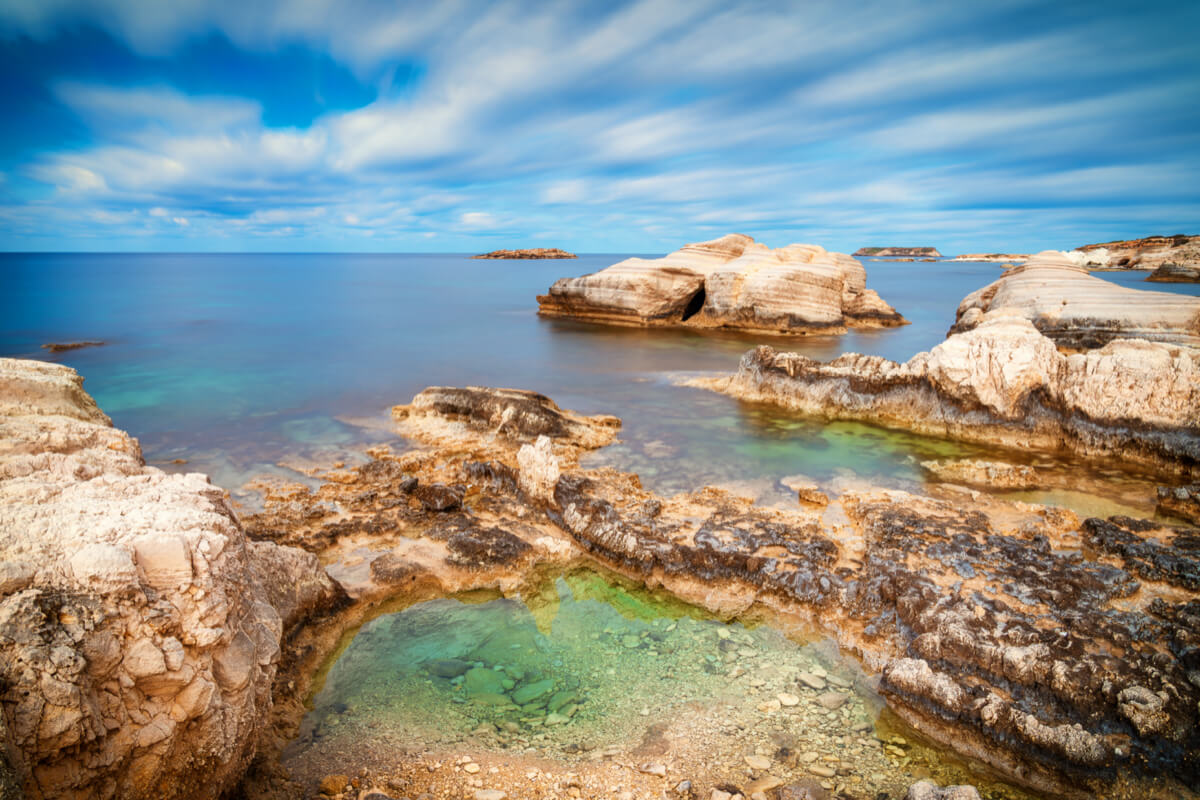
[949,254,1029,263]
[1147,262,1200,283]
[691,312,1200,476]
[242,384,1200,798]
[1157,485,1200,525]
[0,358,344,800]
[919,459,1038,490]
[471,248,576,259]
[537,234,906,334]
[1071,233,1199,271]
[952,251,1200,349]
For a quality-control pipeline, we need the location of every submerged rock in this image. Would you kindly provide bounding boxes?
[691,312,1200,476]
[905,781,981,800]
[537,234,906,334]
[951,250,1200,349]
[0,358,344,800]
[919,458,1038,490]
[1157,485,1200,524]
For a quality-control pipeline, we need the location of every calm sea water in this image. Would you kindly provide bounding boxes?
[3,253,1197,511]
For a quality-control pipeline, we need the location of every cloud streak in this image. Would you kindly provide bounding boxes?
[1,0,1198,253]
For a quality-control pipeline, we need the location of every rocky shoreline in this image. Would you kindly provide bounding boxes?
[537,234,907,335]
[0,357,1195,800]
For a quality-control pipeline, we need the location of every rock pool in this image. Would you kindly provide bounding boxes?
[288,568,1034,798]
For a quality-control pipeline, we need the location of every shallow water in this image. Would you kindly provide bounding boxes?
[3,253,1192,515]
[293,567,1033,798]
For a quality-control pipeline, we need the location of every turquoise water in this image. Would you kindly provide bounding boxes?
[2,254,1195,507]
[291,568,1032,798]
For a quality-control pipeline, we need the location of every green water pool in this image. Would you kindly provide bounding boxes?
[289,568,1034,798]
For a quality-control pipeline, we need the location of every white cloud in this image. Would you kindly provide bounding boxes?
[171,216,188,226]
[148,206,168,216]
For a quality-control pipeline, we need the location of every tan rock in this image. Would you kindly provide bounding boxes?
[952,250,1200,349]
[538,234,905,334]
[1070,233,1199,271]
[690,313,1200,476]
[0,357,344,800]
[517,435,560,502]
[919,459,1038,490]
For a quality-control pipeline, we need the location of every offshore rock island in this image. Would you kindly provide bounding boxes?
[852,247,942,258]
[472,248,578,259]
[538,234,907,335]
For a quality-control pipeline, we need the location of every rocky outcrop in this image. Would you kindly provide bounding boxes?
[1072,234,1199,270]
[1147,263,1200,283]
[689,312,1200,476]
[1157,485,1200,525]
[853,247,941,258]
[537,234,906,334]
[951,251,1200,349]
[919,458,1038,490]
[0,358,344,800]
[471,248,576,259]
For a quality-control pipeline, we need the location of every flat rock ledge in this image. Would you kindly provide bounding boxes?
[537,233,906,334]
[952,250,1200,349]
[689,312,1200,477]
[0,358,345,800]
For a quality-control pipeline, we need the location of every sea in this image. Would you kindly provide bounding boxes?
[3,252,1198,517]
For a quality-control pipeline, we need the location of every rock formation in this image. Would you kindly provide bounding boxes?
[852,247,941,258]
[1071,234,1199,270]
[242,385,1200,798]
[537,234,906,334]
[688,312,1200,476]
[472,248,577,259]
[0,358,344,800]
[950,251,1200,349]
[1147,262,1200,283]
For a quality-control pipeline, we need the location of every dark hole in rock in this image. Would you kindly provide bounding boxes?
[680,285,706,321]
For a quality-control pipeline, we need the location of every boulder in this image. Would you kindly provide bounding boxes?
[537,234,905,334]
[0,358,344,800]
[951,250,1200,349]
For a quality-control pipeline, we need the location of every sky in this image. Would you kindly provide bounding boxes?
[1,0,1198,254]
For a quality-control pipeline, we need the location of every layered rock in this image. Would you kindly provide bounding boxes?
[948,254,1029,263]
[0,358,344,800]
[1071,233,1199,270]
[689,312,1200,476]
[1147,262,1200,283]
[951,250,1200,349]
[919,458,1038,490]
[537,234,906,334]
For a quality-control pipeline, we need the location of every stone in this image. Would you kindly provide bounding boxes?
[797,672,826,691]
[778,779,830,800]
[463,762,480,774]
[951,250,1200,348]
[413,482,464,512]
[538,234,905,334]
[212,631,257,691]
[638,762,667,777]
[777,693,800,707]
[474,790,506,800]
[511,678,554,705]
[0,561,34,595]
[744,754,771,770]
[320,774,350,795]
[517,435,560,502]
[133,533,193,590]
[69,543,138,593]
[711,791,733,800]
[904,780,982,800]
[919,459,1038,490]
[124,638,167,679]
[428,658,472,678]
[808,765,836,778]
[815,691,848,710]
[464,667,507,697]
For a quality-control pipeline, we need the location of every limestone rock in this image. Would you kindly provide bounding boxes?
[919,459,1038,490]
[691,313,1200,475]
[951,250,1200,349]
[1146,262,1200,283]
[537,234,905,334]
[1156,485,1200,524]
[1070,233,1199,271]
[517,435,560,502]
[0,357,343,800]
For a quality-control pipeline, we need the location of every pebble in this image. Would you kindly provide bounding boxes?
[808,765,837,778]
[756,699,781,713]
[463,763,480,774]
[797,671,827,690]
[744,754,771,770]
[776,693,800,707]
[474,791,506,800]
[816,691,848,710]
[638,762,668,777]
[800,751,820,763]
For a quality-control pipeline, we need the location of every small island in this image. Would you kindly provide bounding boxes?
[949,253,1031,263]
[853,246,942,257]
[471,248,577,259]
[40,340,106,353]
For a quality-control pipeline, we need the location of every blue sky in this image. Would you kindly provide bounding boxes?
[1,0,1198,254]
